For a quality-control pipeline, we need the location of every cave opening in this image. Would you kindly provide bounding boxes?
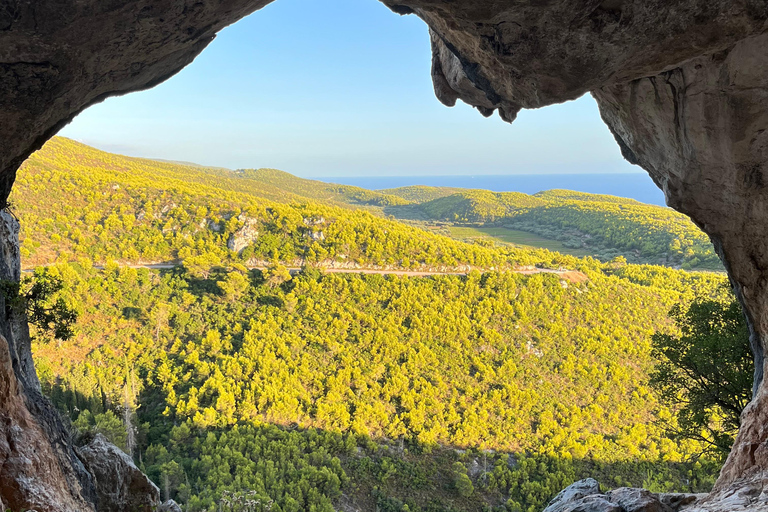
[2,1,768,511]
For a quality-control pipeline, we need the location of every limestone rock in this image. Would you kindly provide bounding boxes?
[593,32,768,490]
[607,488,664,512]
[159,499,183,512]
[394,0,768,121]
[543,480,706,512]
[543,479,601,512]
[78,434,160,512]
[0,210,95,512]
[227,216,259,254]
[0,330,94,512]
[308,230,325,241]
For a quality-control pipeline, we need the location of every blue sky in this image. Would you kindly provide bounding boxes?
[59,0,640,177]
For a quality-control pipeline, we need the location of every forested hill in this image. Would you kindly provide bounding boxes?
[236,168,408,207]
[16,137,719,271]
[18,137,733,511]
[35,261,726,512]
[383,186,719,270]
[13,137,573,271]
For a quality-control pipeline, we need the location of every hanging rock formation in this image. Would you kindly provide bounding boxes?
[3,0,768,509]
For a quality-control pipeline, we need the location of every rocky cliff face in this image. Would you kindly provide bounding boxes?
[3,0,768,509]
[0,211,96,511]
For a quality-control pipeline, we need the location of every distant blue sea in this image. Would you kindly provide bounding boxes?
[318,173,667,207]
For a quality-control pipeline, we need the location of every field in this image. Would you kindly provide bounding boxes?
[447,226,594,258]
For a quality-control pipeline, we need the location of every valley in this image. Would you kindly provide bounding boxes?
[14,138,733,512]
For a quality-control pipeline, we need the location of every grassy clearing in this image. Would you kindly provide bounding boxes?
[448,226,594,258]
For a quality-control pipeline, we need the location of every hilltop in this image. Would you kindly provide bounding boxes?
[15,137,720,273]
[383,187,719,270]
[14,137,572,271]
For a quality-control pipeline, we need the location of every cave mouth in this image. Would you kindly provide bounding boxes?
[3,1,768,510]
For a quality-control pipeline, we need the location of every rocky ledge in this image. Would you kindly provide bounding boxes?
[545,478,768,512]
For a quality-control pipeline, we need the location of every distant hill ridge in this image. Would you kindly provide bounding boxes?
[17,137,719,270]
[14,137,579,271]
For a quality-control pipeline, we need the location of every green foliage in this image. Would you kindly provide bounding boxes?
[72,409,128,450]
[238,168,409,207]
[14,137,582,274]
[650,288,753,458]
[391,187,720,270]
[1,268,78,341]
[381,186,462,204]
[32,260,725,511]
[419,191,545,223]
[17,137,736,511]
[453,462,474,497]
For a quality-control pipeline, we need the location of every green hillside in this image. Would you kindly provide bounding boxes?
[35,261,724,512]
[533,189,645,205]
[13,137,574,271]
[418,191,546,223]
[392,188,719,270]
[12,137,736,512]
[15,137,721,272]
[380,185,461,203]
[237,168,409,207]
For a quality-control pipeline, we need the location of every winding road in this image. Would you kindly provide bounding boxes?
[22,261,587,281]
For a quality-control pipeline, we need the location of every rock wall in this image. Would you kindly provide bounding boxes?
[0,211,95,511]
[593,33,768,497]
[3,0,768,509]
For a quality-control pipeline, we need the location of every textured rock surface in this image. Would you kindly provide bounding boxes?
[543,478,602,512]
[593,32,768,498]
[159,499,184,512]
[404,0,768,121]
[3,0,768,509]
[78,434,160,512]
[542,480,703,512]
[0,211,95,511]
[227,215,259,254]
[0,330,94,512]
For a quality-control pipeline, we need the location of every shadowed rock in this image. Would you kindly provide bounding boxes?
[78,434,160,512]
[542,480,705,512]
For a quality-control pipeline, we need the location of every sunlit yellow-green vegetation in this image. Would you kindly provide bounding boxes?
[15,138,720,272]
[381,185,461,203]
[13,137,576,271]
[447,227,593,258]
[394,188,719,269]
[236,168,409,207]
[418,191,546,223]
[19,138,731,512]
[32,259,725,512]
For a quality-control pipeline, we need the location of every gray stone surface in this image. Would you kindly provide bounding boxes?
[78,434,160,512]
[159,499,183,512]
[608,488,664,512]
[543,479,601,512]
[227,216,259,254]
[543,481,704,512]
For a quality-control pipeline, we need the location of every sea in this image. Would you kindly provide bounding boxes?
[317,173,667,207]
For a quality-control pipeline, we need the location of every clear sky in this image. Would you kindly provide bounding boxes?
[59,0,640,177]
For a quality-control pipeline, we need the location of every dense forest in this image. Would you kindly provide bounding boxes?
[15,137,719,272]
[14,138,735,511]
[13,138,575,272]
[384,189,720,270]
[33,262,724,512]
